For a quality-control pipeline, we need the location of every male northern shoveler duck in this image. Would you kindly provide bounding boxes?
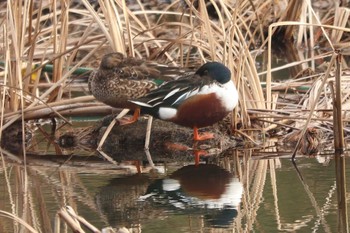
[129,62,238,141]
[88,52,188,124]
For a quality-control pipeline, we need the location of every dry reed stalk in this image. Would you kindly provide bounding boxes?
[290,53,337,160]
[2,43,104,130]
[331,53,345,152]
[27,1,47,99]
[263,93,279,132]
[250,114,350,128]
[64,206,101,233]
[22,103,112,120]
[57,207,85,233]
[0,26,10,143]
[331,7,350,44]
[122,0,134,56]
[6,0,22,112]
[99,0,126,53]
[55,0,69,102]
[0,87,76,123]
[241,42,264,112]
[2,96,95,118]
[258,51,333,77]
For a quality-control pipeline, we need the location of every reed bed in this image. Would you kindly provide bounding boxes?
[0,0,350,232]
[0,0,348,143]
[0,0,270,134]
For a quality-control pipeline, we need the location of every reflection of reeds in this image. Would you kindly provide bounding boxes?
[1,146,347,232]
[335,151,349,232]
[1,147,134,232]
[242,152,269,231]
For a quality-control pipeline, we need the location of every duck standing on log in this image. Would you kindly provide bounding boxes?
[129,61,239,141]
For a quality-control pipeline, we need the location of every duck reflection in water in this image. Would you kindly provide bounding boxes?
[139,164,243,228]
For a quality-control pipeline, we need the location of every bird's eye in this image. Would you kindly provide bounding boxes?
[114,68,124,74]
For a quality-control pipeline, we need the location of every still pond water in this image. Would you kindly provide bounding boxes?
[0,146,349,233]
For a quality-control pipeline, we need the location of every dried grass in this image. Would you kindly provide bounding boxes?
[1,1,346,133]
[0,0,274,138]
[0,1,350,231]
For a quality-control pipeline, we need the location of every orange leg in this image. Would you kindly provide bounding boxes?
[193,150,208,165]
[118,108,140,125]
[133,160,141,174]
[193,127,214,141]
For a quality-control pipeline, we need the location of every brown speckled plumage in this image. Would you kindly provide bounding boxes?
[89,52,188,109]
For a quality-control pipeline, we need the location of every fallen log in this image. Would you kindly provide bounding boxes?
[57,114,243,162]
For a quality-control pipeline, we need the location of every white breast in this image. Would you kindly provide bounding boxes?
[158,80,238,121]
[196,80,238,111]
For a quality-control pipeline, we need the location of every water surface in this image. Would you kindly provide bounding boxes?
[0,148,348,233]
